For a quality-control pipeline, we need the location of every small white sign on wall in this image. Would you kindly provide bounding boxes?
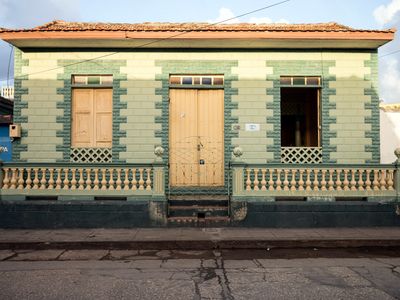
[245,123,260,132]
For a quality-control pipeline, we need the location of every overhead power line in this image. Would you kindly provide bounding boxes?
[379,49,400,58]
[0,0,290,82]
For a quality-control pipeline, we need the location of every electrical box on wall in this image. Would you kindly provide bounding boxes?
[9,124,21,138]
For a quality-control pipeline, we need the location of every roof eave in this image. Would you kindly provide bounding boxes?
[0,30,394,49]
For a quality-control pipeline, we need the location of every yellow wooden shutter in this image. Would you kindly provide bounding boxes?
[72,89,94,147]
[72,88,112,148]
[94,89,112,147]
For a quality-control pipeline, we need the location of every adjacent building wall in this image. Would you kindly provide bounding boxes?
[13,49,379,164]
[380,105,400,163]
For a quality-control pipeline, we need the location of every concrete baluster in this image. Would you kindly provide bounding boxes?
[276,169,282,191]
[283,169,289,191]
[55,168,61,190]
[290,169,297,191]
[32,168,39,190]
[17,168,25,189]
[131,168,137,191]
[298,169,304,191]
[253,169,259,191]
[261,168,267,191]
[63,169,69,190]
[335,169,342,191]
[108,168,115,191]
[48,168,54,190]
[138,168,144,190]
[78,168,84,190]
[26,168,32,190]
[343,169,350,191]
[116,169,122,190]
[101,169,107,190]
[328,169,334,191]
[313,169,319,191]
[39,168,47,189]
[2,168,10,189]
[245,168,251,191]
[93,169,99,190]
[146,168,152,191]
[387,169,394,190]
[268,169,274,191]
[357,169,364,191]
[305,169,311,191]
[123,169,130,190]
[380,170,387,191]
[320,169,327,191]
[70,168,77,190]
[373,170,379,191]
[365,169,372,191]
[10,168,17,189]
[350,169,357,191]
[85,169,92,190]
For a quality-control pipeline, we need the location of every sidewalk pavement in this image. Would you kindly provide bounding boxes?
[0,227,400,250]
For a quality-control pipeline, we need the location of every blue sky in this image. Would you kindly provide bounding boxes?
[0,0,399,102]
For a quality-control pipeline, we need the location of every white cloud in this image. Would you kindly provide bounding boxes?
[209,7,289,25]
[248,17,273,24]
[208,7,240,24]
[379,57,400,103]
[373,0,400,25]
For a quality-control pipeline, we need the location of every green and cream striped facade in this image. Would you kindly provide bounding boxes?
[13,49,380,164]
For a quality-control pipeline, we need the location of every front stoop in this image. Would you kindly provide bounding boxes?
[167,195,230,226]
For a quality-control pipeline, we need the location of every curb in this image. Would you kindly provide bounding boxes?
[1,239,400,250]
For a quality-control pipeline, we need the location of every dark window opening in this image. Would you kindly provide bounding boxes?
[281,87,320,147]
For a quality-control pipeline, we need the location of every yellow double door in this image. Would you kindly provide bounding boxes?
[169,89,224,187]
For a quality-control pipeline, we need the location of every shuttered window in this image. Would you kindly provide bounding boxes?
[71,88,112,148]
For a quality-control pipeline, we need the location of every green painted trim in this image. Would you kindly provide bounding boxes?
[364,51,380,163]
[266,60,336,163]
[56,59,127,162]
[12,48,29,162]
[155,60,238,194]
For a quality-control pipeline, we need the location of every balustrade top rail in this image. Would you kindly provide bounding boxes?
[231,161,397,169]
[0,161,165,168]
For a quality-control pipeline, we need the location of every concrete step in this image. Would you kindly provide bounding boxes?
[169,199,229,207]
[167,216,230,226]
[168,205,229,218]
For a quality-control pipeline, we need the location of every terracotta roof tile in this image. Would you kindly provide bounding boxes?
[0,20,395,33]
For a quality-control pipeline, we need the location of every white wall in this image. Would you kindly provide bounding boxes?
[380,109,400,163]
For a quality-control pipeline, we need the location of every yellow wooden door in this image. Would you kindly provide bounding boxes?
[72,88,112,148]
[169,89,224,187]
[198,89,224,186]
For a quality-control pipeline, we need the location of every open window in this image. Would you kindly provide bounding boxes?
[280,76,322,163]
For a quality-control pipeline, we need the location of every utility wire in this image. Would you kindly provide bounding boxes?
[0,0,290,82]
[379,48,400,58]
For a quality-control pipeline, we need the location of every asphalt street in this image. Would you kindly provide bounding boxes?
[0,249,399,299]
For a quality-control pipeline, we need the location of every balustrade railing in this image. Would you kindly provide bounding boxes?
[0,163,165,198]
[232,163,398,198]
[1,86,14,100]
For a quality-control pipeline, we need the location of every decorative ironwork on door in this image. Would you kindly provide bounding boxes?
[169,136,224,187]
